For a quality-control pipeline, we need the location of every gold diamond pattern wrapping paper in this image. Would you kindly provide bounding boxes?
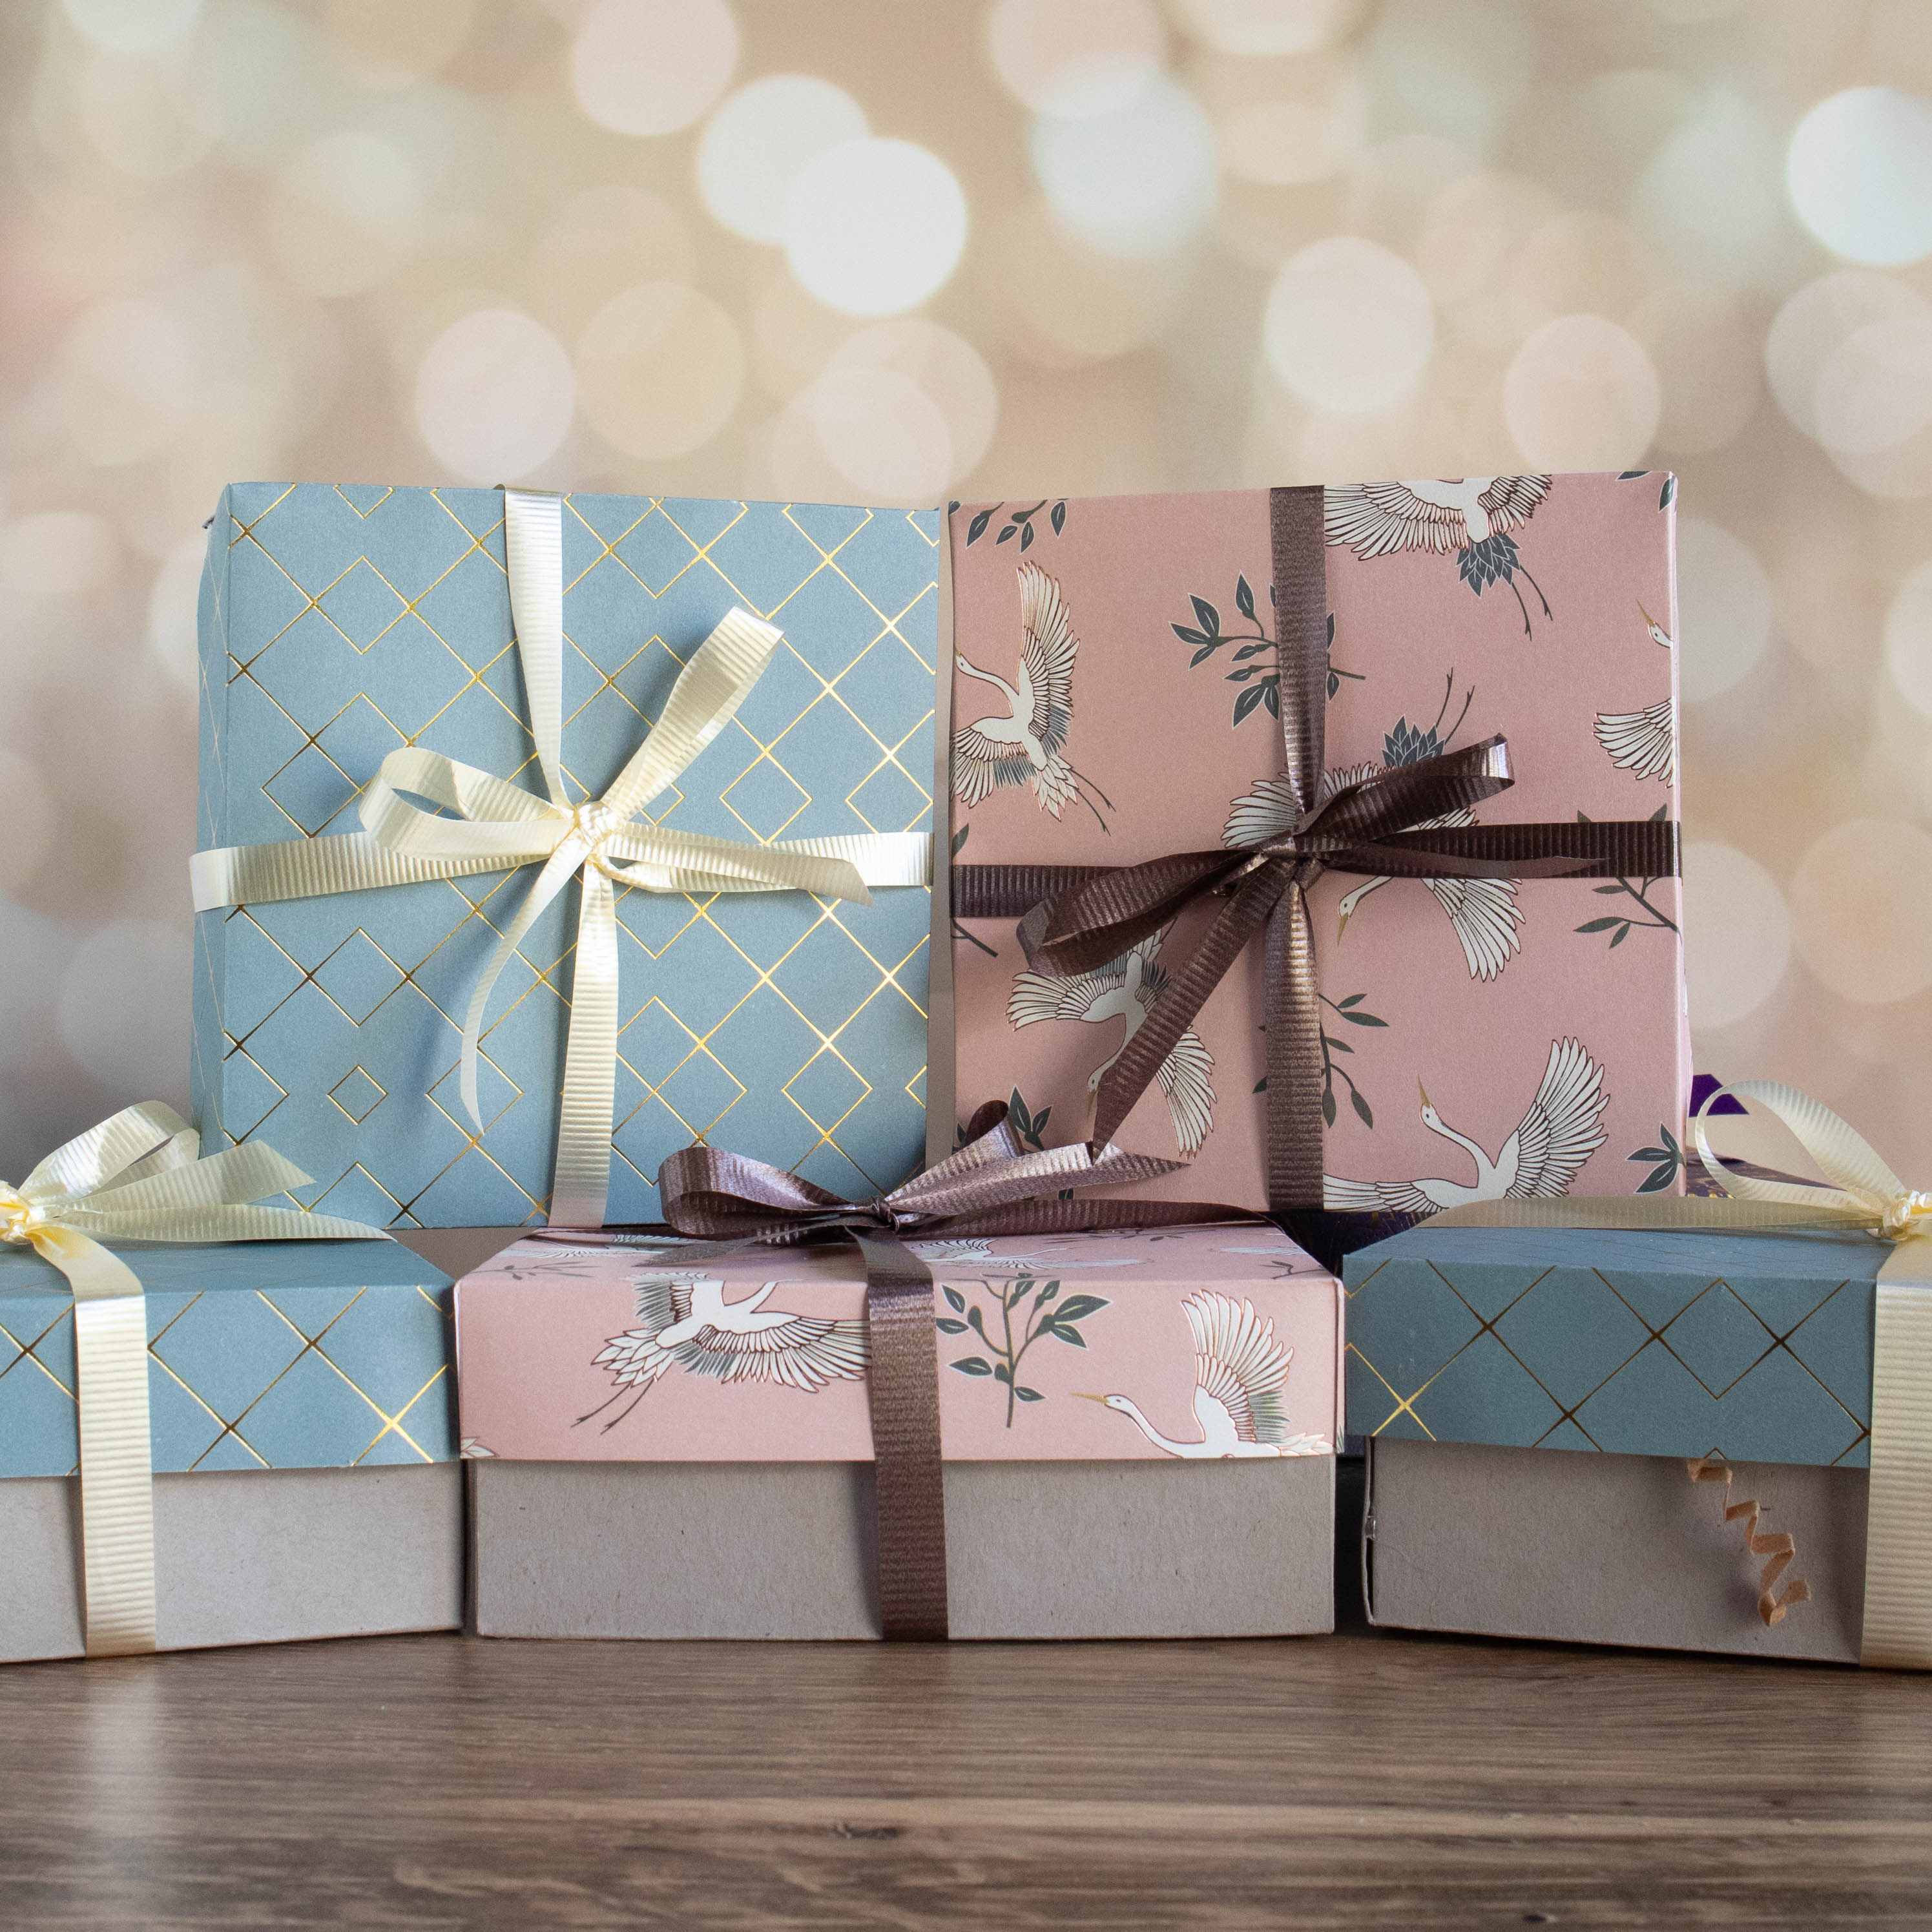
[194,484,937,1229]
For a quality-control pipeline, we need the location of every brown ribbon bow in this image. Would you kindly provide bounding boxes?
[652,1102,1225,1639]
[953,486,1679,1226]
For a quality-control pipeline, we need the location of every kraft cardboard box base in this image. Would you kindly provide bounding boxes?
[471,1456,1332,1641]
[1,1464,462,1663]
[1365,1439,1865,1665]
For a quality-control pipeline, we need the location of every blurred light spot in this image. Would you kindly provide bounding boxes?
[415,309,575,482]
[827,320,997,480]
[1220,83,1364,186]
[63,0,198,54]
[0,754,54,895]
[698,76,867,244]
[1367,0,1533,156]
[782,138,967,316]
[1502,313,1659,469]
[1787,88,1932,268]
[58,300,196,464]
[147,534,205,697]
[1414,170,1559,334]
[524,187,694,342]
[1765,271,1927,442]
[1791,819,1932,1004]
[1676,517,1772,702]
[1265,236,1432,415]
[79,54,217,180]
[1032,73,1216,257]
[577,284,743,458]
[1506,213,1657,339]
[1170,0,1355,55]
[1885,559,1932,720]
[1683,842,1789,1029]
[57,919,192,1101]
[1630,85,1784,289]
[991,201,1183,364]
[749,269,854,401]
[574,0,736,136]
[1632,284,1760,455]
[813,369,953,501]
[1649,0,1748,19]
[987,0,1164,119]
[326,0,473,85]
[266,132,421,300]
[0,512,119,603]
[1813,318,1932,455]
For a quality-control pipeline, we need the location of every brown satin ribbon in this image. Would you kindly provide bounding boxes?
[954,484,1681,1215]
[649,1102,1212,1640]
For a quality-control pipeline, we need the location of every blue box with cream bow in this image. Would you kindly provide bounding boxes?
[191,484,937,1230]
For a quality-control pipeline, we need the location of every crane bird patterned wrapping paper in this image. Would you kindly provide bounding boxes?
[455,1223,1340,1464]
[944,473,1690,1218]
[192,484,938,1231]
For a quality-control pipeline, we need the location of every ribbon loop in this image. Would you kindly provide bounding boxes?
[4,1105,388,1657]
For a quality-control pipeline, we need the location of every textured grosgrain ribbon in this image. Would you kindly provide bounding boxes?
[1430,1080,1932,1670]
[652,1102,1202,1639]
[1,1103,386,1657]
[955,486,1679,1216]
[191,489,931,1229]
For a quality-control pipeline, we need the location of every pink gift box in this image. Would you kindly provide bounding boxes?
[455,1223,1342,1639]
[942,474,1689,1217]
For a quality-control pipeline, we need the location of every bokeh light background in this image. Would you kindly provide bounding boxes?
[5,0,1932,1185]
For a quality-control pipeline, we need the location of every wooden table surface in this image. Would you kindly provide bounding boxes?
[5,1606,1929,1929]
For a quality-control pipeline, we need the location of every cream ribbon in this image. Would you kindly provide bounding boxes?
[3,1103,386,1657]
[1431,1080,1932,1669]
[191,489,931,1227]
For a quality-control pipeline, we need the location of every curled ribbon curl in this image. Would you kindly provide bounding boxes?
[1687,1454,1812,1627]
[192,490,931,1229]
[4,1103,386,1656]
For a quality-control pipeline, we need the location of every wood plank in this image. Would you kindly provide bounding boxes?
[2,1627,1927,1929]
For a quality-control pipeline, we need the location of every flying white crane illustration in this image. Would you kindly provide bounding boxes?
[578,1272,867,1434]
[1224,767,1522,982]
[1076,1291,1329,1458]
[1322,1037,1608,1213]
[952,561,1113,829]
[1594,601,1676,785]
[1325,476,1554,634]
[1006,926,1216,1156]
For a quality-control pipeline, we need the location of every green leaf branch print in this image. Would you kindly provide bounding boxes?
[1629,1125,1683,1193]
[1574,806,1679,951]
[953,499,1068,552]
[940,1276,1108,1427]
[1176,583,1360,728]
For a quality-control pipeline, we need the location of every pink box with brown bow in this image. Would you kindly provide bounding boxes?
[939,475,1690,1223]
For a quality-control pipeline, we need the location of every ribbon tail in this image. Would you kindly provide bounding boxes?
[504,489,567,808]
[460,838,585,1131]
[852,1231,948,1641]
[34,1227,154,1657]
[550,864,619,1229]
[1265,874,1325,1213]
[1092,864,1288,1150]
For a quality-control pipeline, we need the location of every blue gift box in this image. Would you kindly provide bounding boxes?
[193,484,937,1228]
[0,1240,455,1479]
[1344,1223,1876,1467]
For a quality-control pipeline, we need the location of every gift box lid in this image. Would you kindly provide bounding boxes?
[455,1223,1342,1463]
[0,1240,455,1479]
[1344,1224,1878,1468]
[195,483,938,1229]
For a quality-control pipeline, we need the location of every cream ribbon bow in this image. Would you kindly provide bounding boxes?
[3,1103,386,1657]
[1432,1080,1932,1669]
[192,490,931,1227]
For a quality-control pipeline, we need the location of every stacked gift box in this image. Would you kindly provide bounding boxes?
[6,468,1925,1670]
